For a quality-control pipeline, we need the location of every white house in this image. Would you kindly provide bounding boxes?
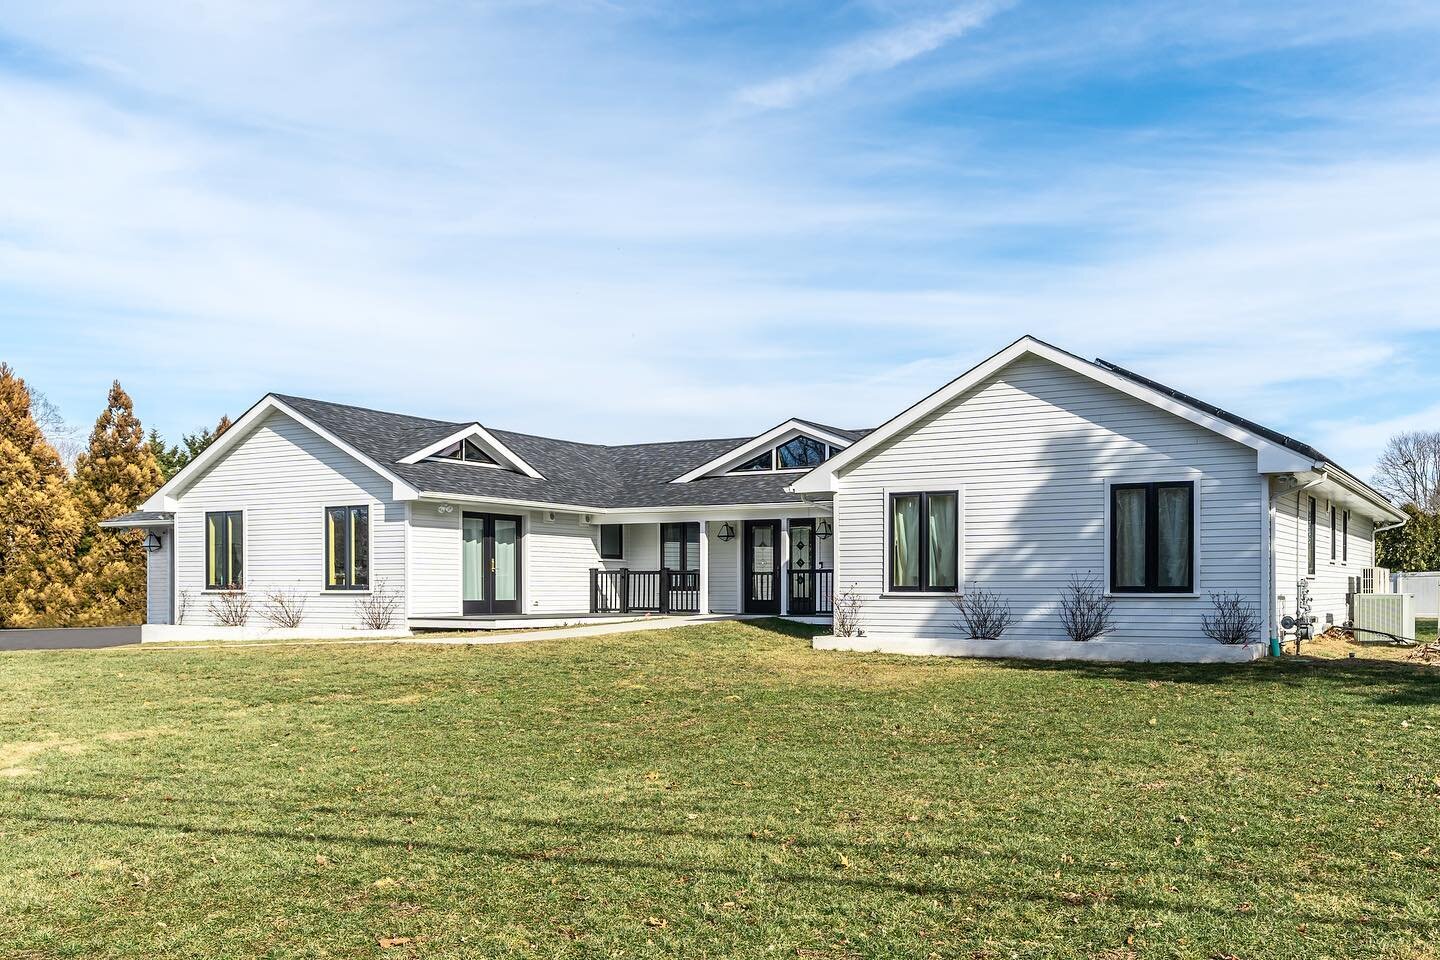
[103,336,1404,660]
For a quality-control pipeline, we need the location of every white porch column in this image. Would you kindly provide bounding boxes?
[779,517,790,616]
[698,520,710,615]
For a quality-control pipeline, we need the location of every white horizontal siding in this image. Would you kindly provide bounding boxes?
[173,411,406,629]
[146,535,172,625]
[833,355,1262,645]
[1272,489,1375,632]
[708,522,739,614]
[525,513,604,614]
[409,503,460,616]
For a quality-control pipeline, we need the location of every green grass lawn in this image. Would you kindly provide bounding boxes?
[2,621,1437,959]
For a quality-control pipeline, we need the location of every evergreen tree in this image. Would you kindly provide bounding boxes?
[71,381,165,626]
[0,364,82,626]
[147,428,185,481]
[1376,503,1440,572]
[148,415,232,481]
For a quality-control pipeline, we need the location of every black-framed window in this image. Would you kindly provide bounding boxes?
[1307,496,1317,576]
[1342,511,1349,563]
[661,522,700,572]
[1330,504,1337,561]
[599,523,624,560]
[729,450,773,472]
[777,436,827,470]
[1110,481,1194,593]
[888,491,958,592]
[205,510,244,590]
[325,505,370,590]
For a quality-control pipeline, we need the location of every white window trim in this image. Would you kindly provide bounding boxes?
[878,482,965,598]
[319,503,377,594]
[1101,472,1203,599]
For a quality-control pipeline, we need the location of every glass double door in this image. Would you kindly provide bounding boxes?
[462,512,521,615]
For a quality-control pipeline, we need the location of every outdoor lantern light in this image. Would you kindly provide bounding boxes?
[717,522,736,542]
[816,519,833,540]
[142,531,163,553]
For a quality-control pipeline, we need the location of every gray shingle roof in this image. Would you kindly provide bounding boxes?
[1093,359,1329,462]
[274,395,846,509]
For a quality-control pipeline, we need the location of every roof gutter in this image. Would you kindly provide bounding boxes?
[1312,460,1408,524]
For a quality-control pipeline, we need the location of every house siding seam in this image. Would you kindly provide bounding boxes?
[169,411,407,629]
[832,355,1263,645]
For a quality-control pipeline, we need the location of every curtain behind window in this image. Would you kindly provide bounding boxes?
[892,495,920,588]
[1156,486,1191,588]
[927,493,957,589]
[462,517,485,601]
[1113,488,1146,588]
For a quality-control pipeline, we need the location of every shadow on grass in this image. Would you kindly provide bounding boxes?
[739,618,831,641]
[3,807,1430,934]
[995,655,1440,708]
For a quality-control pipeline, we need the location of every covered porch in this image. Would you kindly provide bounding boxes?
[587,513,835,618]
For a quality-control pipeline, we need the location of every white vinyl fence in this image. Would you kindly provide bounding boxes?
[1392,572,1440,618]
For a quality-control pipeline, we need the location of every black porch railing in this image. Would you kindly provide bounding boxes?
[591,567,833,616]
[590,568,700,615]
[788,569,834,616]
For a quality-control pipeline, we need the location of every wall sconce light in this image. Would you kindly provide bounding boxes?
[717,522,736,542]
[816,519,833,540]
[142,531,164,553]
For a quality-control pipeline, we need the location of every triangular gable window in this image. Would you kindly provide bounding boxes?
[777,436,827,469]
[429,438,498,465]
[729,450,774,473]
[726,435,834,474]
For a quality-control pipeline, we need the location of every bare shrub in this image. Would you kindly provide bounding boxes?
[1057,573,1115,642]
[952,585,1014,640]
[1201,591,1259,645]
[832,584,865,638]
[356,579,402,631]
[207,590,252,627]
[176,589,194,625]
[261,587,308,629]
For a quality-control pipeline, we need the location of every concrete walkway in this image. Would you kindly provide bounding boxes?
[5,614,792,654]
[408,613,746,645]
[133,614,754,652]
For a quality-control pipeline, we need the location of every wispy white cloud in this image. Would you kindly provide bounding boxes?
[732,0,1012,111]
[0,0,1438,475]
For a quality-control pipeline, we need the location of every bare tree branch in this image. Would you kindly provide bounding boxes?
[1373,430,1440,511]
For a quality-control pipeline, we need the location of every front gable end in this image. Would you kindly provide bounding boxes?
[790,337,1316,493]
[671,419,857,483]
[143,395,420,511]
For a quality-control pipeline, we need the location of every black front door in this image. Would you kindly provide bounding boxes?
[462,512,522,615]
[744,520,780,614]
[788,519,816,615]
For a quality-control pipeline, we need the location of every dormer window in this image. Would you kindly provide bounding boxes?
[431,438,497,465]
[675,419,855,483]
[777,436,827,469]
[731,451,775,472]
[727,436,834,474]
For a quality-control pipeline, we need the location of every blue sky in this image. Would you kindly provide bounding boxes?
[2,1,1439,475]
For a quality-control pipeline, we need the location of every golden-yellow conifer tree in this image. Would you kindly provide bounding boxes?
[0,364,83,626]
[71,381,165,626]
